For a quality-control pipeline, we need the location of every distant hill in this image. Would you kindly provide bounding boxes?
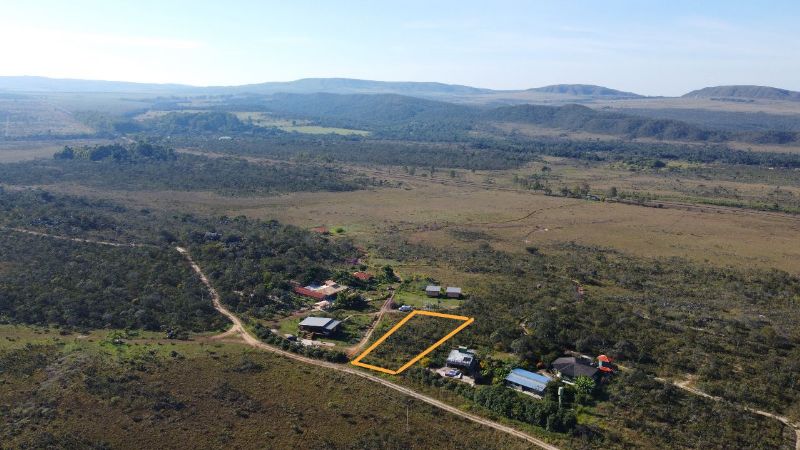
[0,76,193,93]
[484,103,721,141]
[259,92,475,132]
[528,84,643,98]
[225,78,492,97]
[683,85,800,102]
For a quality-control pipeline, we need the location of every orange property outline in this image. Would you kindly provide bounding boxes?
[351,310,475,375]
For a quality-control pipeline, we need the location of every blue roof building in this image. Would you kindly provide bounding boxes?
[505,368,552,395]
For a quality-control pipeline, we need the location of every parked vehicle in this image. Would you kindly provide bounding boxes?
[445,369,462,379]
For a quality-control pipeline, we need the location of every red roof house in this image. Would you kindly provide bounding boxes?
[353,271,373,281]
[293,286,327,300]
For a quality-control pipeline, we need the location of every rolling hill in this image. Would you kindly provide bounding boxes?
[529,84,643,98]
[683,85,800,102]
[0,76,193,94]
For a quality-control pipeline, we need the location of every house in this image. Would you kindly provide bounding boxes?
[445,286,462,298]
[551,356,600,382]
[446,348,478,373]
[298,317,341,336]
[294,280,349,301]
[505,368,552,395]
[425,285,441,297]
[353,271,373,281]
[293,286,327,301]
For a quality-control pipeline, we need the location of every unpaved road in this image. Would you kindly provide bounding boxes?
[2,227,154,247]
[176,246,559,450]
[661,378,800,450]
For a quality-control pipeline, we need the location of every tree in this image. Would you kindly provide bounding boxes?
[574,375,596,404]
[382,265,399,282]
[334,292,367,310]
[608,186,618,198]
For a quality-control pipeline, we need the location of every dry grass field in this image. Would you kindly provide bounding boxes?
[39,159,800,274]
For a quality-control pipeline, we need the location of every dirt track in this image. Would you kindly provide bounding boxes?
[176,246,559,450]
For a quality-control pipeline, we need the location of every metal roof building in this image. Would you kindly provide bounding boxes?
[445,286,462,298]
[298,317,342,336]
[425,285,441,297]
[505,368,552,395]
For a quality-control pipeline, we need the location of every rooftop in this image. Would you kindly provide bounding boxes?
[446,286,462,293]
[299,317,341,331]
[552,356,599,378]
[425,285,441,291]
[505,368,552,391]
[447,348,476,366]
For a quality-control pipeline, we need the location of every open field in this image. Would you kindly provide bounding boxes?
[0,139,111,162]
[232,111,370,135]
[26,158,800,274]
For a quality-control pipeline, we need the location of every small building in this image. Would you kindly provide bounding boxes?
[445,287,462,298]
[298,317,341,336]
[505,368,552,395]
[353,271,373,281]
[446,348,478,372]
[551,356,600,382]
[293,286,327,301]
[425,285,441,297]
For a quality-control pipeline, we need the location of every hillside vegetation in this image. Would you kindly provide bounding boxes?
[683,85,800,101]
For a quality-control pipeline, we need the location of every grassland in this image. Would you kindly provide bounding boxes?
[0,325,534,450]
[232,112,370,135]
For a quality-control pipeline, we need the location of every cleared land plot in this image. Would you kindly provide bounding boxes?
[355,312,472,373]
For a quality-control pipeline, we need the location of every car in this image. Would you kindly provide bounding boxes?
[444,369,462,379]
[398,305,414,312]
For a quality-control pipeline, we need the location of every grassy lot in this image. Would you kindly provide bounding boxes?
[394,290,462,310]
[234,111,370,135]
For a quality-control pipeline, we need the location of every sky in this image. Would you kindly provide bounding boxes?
[1,0,799,96]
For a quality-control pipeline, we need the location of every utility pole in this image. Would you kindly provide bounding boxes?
[4,115,9,138]
[406,404,410,433]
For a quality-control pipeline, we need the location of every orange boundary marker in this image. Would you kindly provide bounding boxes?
[350,310,475,374]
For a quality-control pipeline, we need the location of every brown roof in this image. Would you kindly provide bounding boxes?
[293,286,327,300]
[353,271,373,281]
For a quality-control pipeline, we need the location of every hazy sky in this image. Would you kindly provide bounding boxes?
[1,0,798,96]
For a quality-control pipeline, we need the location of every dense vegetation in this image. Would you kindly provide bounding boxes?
[54,141,175,162]
[373,238,800,417]
[184,215,360,319]
[0,233,225,331]
[0,149,370,194]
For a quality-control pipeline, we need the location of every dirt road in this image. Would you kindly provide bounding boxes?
[175,246,559,450]
[2,227,153,247]
[661,377,800,450]
[345,293,395,357]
